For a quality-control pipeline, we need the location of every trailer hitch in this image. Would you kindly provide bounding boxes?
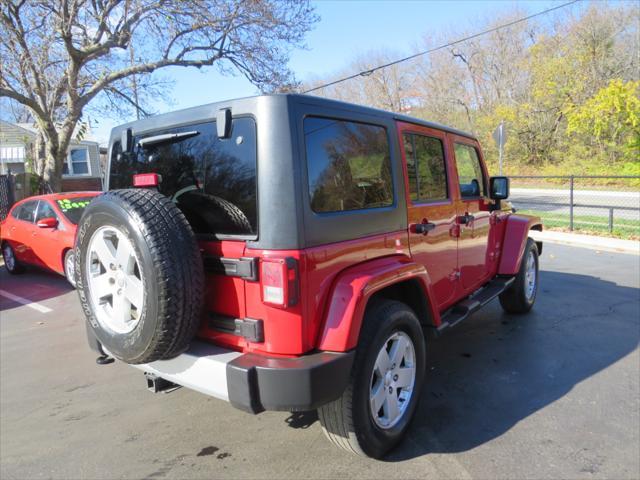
[144,372,180,393]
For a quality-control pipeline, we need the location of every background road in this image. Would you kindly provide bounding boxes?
[1,243,639,479]
[510,188,640,221]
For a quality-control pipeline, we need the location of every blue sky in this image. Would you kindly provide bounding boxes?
[32,1,599,143]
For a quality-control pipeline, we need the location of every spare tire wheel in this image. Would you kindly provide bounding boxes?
[75,189,204,364]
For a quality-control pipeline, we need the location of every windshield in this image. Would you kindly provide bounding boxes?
[109,118,257,237]
[55,196,96,224]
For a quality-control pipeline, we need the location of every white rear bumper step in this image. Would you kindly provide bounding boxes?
[130,341,242,401]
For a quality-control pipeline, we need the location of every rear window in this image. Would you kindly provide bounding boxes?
[305,117,393,214]
[109,118,257,236]
[55,197,96,224]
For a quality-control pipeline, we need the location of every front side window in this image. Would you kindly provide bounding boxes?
[109,118,257,236]
[63,148,90,175]
[305,117,393,213]
[16,200,37,223]
[35,201,58,222]
[403,133,448,202]
[454,143,485,198]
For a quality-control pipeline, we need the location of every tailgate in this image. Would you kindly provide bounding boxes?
[197,239,255,351]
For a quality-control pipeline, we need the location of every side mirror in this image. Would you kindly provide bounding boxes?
[37,217,58,229]
[489,176,510,200]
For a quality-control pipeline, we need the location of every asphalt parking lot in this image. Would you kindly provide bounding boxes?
[1,243,638,480]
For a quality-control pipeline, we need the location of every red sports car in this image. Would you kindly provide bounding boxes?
[1,192,101,287]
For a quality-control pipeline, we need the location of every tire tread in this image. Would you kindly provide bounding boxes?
[76,189,204,364]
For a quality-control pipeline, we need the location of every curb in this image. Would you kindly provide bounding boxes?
[529,230,639,255]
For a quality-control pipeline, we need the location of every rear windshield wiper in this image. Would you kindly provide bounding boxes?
[137,131,200,147]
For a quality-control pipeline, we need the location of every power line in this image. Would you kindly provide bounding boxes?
[302,0,581,94]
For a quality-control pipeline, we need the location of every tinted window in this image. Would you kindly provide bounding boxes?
[35,201,58,222]
[110,118,257,236]
[17,200,37,223]
[403,134,447,202]
[305,117,393,213]
[454,143,485,197]
[10,204,22,219]
[55,196,96,224]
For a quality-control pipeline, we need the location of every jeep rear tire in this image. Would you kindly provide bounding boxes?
[75,189,204,364]
[499,237,539,314]
[317,300,426,458]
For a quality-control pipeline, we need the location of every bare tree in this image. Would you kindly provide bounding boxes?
[0,0,317,190]
[305,49,415,113]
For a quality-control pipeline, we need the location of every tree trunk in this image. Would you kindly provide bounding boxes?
[33,132,47,178]
[43,144,64,192]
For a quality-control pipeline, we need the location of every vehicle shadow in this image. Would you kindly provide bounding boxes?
[385,269,639,461]
[0,266,73,311]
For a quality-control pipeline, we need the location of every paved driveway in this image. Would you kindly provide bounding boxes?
[1,243,639,479]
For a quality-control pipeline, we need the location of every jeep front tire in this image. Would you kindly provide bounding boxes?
[499,237,539,314]
[75,189,204,364]
[318,300,426,458]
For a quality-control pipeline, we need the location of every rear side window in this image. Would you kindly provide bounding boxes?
[305,117,393,213]
[16,200,37,223]
[402,133,448,202]
[454,143,485,198]
[109,118,257,236]
[10,204,22,219]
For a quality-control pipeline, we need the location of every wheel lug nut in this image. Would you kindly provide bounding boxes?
[117,289,122,295]
[388,386,393,394]
[393,374,398,381]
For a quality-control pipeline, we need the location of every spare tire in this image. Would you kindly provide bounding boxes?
[176,191,252,235]
[75,189,204,364]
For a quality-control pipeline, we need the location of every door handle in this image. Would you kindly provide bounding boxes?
[458,214,475,225]
[412,221,436,235]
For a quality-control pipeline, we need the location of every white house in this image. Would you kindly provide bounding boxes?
[0,120,102,191]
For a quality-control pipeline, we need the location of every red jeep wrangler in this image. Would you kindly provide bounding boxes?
[77,94,542,458]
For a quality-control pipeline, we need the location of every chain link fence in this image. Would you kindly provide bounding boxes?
[0,174,16,221]
[509,175,640,239]
[0,173,52,220]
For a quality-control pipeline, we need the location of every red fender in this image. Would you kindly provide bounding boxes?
[498,214,542,276]
[317,255,440,352]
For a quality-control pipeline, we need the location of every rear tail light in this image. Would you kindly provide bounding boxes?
[261,257,299,308]
[133,173,162,187]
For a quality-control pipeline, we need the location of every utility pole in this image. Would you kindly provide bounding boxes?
[492,121,507,175]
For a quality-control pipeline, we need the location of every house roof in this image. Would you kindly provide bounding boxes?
[0,120,99,144]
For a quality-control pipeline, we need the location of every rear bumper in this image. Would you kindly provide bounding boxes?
[90,331,354,413]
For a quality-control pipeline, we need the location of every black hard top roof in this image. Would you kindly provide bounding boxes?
[112,93,476,140]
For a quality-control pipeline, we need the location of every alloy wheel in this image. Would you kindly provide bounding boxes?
[85,226,144,334]
[369,331,416,429]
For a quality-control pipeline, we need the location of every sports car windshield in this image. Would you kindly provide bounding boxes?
[55,196,96,224]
